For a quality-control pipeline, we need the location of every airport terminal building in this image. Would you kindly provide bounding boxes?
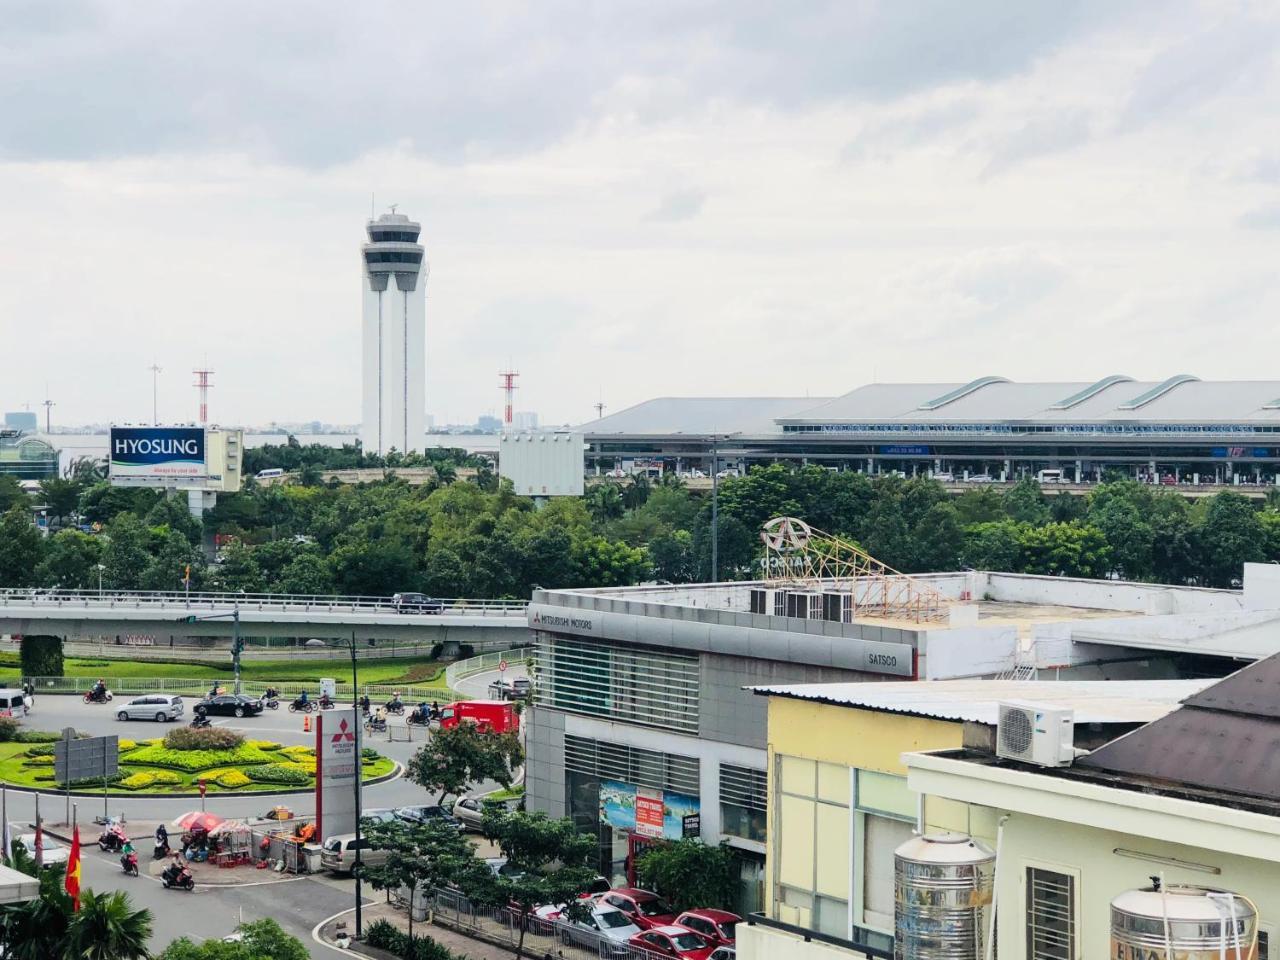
[583,376,1280,485]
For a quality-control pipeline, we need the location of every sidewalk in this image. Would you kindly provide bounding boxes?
[321,902,516,960]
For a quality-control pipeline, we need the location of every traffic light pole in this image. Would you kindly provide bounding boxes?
[231,604,242,695]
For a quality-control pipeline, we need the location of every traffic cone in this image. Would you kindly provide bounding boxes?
[303,714,311,733]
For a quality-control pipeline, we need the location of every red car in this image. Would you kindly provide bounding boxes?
[628,924,714,959]
[674,910,740,947]
[600,888,677,930]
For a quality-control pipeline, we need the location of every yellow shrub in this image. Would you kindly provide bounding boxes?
[120,772,156,790]
[118,739,137,751]
[214,770,251,789]
[250,741,282,750]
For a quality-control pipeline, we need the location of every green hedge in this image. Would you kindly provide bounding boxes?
[15,730,65,743]
[243,764,310,786]
[364,920,460,960]
[120,742,273,773]
[164,727,245,751]
[24,745,54,758]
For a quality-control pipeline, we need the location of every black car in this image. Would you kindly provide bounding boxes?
[392,592,445,614]
[196,694,264,718]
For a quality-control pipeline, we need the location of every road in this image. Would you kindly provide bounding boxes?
[452,665,530,700]
[6,695,466,956]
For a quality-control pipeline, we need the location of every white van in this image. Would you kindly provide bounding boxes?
[255,468,285,480]
[1036,469,1064,484]
[0,690,29,718]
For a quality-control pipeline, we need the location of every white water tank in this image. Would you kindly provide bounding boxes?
[1111,882,1257,959]
[894,833,995,960]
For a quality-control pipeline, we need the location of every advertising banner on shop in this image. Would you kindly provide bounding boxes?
[600,779,700,841]
[315,709,359,841]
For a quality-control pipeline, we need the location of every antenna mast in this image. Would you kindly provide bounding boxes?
[193,368,214,425]
[499,368,519,427]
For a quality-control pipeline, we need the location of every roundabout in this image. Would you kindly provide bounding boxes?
[0,735,399,798]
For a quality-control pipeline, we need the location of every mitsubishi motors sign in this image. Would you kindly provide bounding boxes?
[315,709,360,842]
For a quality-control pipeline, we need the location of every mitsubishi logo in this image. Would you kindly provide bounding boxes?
[532,611,541,624]
[333,718,355,743]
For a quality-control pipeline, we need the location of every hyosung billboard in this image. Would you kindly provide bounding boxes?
[109,427,206,480]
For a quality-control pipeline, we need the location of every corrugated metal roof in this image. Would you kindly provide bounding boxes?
[579,396,830,437]
[1080,654,1280,802]
[750,678,1210,725]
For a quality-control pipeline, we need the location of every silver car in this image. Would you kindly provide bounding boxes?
[554,903,640,955]
[116,695,184,722]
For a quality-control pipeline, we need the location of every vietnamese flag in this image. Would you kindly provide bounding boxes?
[64,824,81,911]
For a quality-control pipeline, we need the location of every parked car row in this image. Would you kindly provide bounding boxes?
[536,887,739,959]
[320,806,464,873]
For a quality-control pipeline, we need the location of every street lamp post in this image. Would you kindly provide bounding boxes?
[348,630,364,939]
[96,564,105,597]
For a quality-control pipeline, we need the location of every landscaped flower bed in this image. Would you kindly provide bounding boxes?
[0,728,395,794]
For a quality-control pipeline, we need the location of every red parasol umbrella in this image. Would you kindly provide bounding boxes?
[172,811,227,832]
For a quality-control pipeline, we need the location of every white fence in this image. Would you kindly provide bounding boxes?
[0,588,527,617]
[444,647,533,691]
[24,675,463,703]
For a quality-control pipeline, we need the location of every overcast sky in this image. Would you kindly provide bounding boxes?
[3,1,1279,430]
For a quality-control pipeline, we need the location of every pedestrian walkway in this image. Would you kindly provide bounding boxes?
[322,902,517,960]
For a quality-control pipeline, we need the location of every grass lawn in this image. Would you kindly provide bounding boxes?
[0,740,396,795]
[0,653,449,688]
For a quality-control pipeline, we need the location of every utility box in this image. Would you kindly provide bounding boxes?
[318,678,337,699]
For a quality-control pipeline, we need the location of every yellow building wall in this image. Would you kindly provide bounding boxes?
[764,696,968,929]
[768,697,964,775]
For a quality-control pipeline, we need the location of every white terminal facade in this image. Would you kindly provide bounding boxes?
[361,211,426,456]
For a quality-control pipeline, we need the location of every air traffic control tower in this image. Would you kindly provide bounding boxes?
[360,211,427,457]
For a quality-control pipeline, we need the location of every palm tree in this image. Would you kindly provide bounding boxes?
[63,890,152,960]
[435,461,458,485]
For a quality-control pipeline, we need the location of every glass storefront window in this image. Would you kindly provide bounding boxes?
[720,801,767,843]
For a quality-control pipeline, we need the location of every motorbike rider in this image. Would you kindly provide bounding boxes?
[297,689,309,709]
[155,824,169,857]
[359,694,371,716]
[387,691,403,713]
[430,700,441,721]
[319,691,332,708]
[91,678,107,702]
[264,686,279,701]
[373,703,388,726]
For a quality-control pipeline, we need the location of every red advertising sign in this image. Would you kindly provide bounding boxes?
[635,788,665,839]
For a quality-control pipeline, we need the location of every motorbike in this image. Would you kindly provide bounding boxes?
[83,688,113,704]
[318,696,334,711]
[287,699,316,714]
[161,863,195,891]
[190,713,212,729]
[98,828,127,854]
[121,851,139,876]
[264,698,279,710]
[364,717,387,734]
[406,710,431,727]
[385,702,405,716]
[153,840,170,860]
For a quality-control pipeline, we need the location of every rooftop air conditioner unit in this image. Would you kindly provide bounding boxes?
[749,588,786,617]
[786,590,823,620]
[996,702,1075,768]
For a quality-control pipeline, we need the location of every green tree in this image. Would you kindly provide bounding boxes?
[0,840,71,960]
[952,487,1006,526]
[328,539,417,596]
[144,495,202,546]
[907,502,964,572]
[211,541,264,593]
[434,462,457,486]
[1090,497,1154,581]
[0,476,29,514]
[37,530,103,590]
[961,520,1025,571]
[420,547,468,597]
[19,635,64,678]
[406,723,523,808]
[635,838,737,912]
[648,529,696,583]
[461,810,598,960]
[101,513,151,590]
[63,890,152,960]
[362,818,476,939]
[1198,493,1265,587]
[38,478,82,525]
[1002,478,1050,525]
[159,918,308,960]
[298,463,324,488]
[141,530,205,592]
[585,483,624,522]
[1150,494,1198,585]
[716,464,801,533]
[0,506,42,587]
[1017,522,1110,579]
[274,552,333,595]
[78,484,158,526]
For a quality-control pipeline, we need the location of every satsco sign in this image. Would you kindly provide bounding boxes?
[109,427,206,480]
